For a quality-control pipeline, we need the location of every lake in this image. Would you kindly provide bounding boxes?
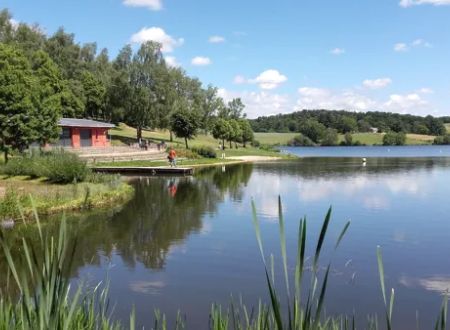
[2,147,450,329]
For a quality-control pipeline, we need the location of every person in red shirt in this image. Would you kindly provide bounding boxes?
[168,147,177,167]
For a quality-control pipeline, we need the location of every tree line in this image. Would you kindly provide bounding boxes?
[0,9,254,158]
[250,109,447,136]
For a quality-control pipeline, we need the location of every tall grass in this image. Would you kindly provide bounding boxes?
[0,200,448,329]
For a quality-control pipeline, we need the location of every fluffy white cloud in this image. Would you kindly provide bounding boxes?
[191,56,212,66]
[130,27,184,52]
[400,0,450,7]
[218,88,293,118]
[382,93,428,113]
[165,56,180,68]
[297,87,377,111]
[296,86,435,115]
[249,69,287,90]
[363,78,392,89]
[123,0,162,10]
[208,35,225,43]
[394,39,432,52]
[330,48,345,55]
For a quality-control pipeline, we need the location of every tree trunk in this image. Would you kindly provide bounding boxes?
[243,140,247,148]
[137,126,142,143]
[4,149,8,164]
[185,137,189,149]
[169,131,173,142]
[229,140,232,149]
[222,139,225,149]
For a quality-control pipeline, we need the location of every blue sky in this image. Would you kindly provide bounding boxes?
[4,0,450,118]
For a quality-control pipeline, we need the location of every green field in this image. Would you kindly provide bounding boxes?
[446,123,450,133]
[109,124,288,158]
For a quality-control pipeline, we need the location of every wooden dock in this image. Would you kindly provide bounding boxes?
[93,166,194,176]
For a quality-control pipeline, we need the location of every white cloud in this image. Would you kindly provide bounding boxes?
[330,48,345,55]
[191,56,212,66]
[297,87,377,111]
[249,69,287,90]
[363,78,392,90]
[218,88,293,118]
[165,56,180,68]
[209,35,225,43]
[130,27,184,53]
[296,86,435,115]
[394,43,409,52]
[383,93,428,113]
[400,0,450,7]
[9,18,19,29]
[418,87,434,94]
[394,39,432,52]
[233,75,246,84]
[123,0,162,10]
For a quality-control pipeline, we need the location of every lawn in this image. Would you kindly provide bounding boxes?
[446,123,450,133]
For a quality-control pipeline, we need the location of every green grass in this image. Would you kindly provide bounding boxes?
[0,175,133,219]
[254,132,299,145]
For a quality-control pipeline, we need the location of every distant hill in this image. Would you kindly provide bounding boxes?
[249,109,447,136]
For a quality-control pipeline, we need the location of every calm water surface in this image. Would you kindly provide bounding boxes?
[3,148,450,329]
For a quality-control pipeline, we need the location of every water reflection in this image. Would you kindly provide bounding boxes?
[2,158,450,328]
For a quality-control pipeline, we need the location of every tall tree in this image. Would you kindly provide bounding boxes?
[30,50,63,145]
[126,41,167,140]
[212,118,232,148]
[81,70,106,119]
[0,44,37,162]
[239,119,254,147]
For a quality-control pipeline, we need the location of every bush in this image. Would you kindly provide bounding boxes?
[321,128,339,146]
[383,132,406,146]
[192,146,217,158]
[0,188,21,219]
[1,150,90,184]
[251,140,261,147]
[287,134,315,146]
[433,135,450,145]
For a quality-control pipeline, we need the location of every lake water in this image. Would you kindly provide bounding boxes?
[3,147,450,329]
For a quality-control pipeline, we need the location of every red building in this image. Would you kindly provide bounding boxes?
[58,118,115,148]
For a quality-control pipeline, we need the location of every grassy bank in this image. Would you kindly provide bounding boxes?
[0,175,133,220]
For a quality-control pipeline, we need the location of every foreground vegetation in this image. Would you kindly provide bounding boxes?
[0,202,448,329]
[0,150,133,219]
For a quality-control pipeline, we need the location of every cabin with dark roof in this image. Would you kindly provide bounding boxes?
[57,118,115,148]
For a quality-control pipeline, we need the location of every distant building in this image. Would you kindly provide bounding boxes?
[57,118,115,148]
[370,127,379,133]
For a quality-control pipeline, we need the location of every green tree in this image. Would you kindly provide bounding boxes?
[338,116,357,133]
[383,132,406,146]
[212,118,232,148]
[126,41,167,140]
[170,109,200,149]
[321,128,339,146]
[344,132,353,146]
[298,119,326,143]
[0,44,37,162]
[81,70,106,119]
[30,50,63,145]
[239,119,254,147]
[229,119,242,148]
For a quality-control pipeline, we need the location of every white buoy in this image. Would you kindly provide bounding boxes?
[362,157,367,163]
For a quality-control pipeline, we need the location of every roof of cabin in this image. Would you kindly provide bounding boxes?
[58,118,115,128]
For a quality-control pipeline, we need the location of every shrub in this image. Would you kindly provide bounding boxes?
[1,150,89,184]
[383,132,406,146]
[321,128,339,146]
[433,134,450,145]
[251,140,261,147]
[287,134,315,146]
[192,146,217,158]
[0,188,21,219]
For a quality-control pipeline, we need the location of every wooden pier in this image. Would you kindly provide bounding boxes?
[93,166,194,176]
